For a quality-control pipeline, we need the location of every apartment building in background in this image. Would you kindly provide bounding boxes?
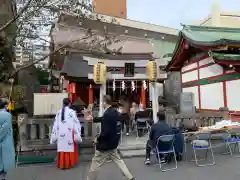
[15,43,50,68]
[92,0,127,18]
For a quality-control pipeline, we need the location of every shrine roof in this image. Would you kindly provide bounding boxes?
[210,52,240,61]
[209,52,240,73]
[165,25,240,71]
[181,25,240,46]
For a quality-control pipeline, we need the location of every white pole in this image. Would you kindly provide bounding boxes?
[152,82,158,123]
[98,82,106,117]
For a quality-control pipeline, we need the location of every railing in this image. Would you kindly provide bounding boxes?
[173,112,224,128]
[17,114,95,152]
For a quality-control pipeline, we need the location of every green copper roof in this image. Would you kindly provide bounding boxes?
[165,25,240,71]
[181,25,240,46]
[210,52,240,61]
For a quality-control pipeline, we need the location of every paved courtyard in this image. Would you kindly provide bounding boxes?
[6,155,240,180]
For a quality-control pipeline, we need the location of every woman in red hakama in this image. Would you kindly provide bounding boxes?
[50,98,82,169]
[56,131,79,169]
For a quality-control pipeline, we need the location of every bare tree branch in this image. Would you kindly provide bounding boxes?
[14,35,92,74]
[0,0,121,83]
[0,0,34,32]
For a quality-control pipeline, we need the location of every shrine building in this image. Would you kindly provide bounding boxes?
[49,12,179,107]
[166,25,240,115]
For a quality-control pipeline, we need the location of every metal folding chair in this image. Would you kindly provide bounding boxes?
[156,134,178,171]
[192,132,215,167]
[223,128,240,157]
[136,118,149,138]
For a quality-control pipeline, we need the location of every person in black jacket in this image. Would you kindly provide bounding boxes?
[87,95,135,180]
[144,112,173,165]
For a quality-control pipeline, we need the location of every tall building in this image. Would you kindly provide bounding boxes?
[15,43,50,68]
[93,0,127,18]
[191,1,240,28]
[14,1,51,68]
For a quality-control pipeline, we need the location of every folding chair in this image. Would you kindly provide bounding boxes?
[156,134,178,171]
[223,128,240,157]
[192,132,215,167]
[136,118,149,138]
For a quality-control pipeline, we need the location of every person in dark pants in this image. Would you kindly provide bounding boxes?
[87,95,135,180]
[172,127,184,161]
[145,112,173,165]
[118,103,130,135]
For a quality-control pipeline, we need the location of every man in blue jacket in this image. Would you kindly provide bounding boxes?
[87,95,135,180]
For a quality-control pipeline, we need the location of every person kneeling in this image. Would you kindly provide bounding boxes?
[144,112,173,165]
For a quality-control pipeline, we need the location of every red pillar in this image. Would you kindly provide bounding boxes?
[71,83,76,103]
[88,84,94,104]
[66,81,72,102]
[68,82,76,103]
[140,87,146,106]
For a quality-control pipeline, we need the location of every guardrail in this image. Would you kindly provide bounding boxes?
[17,114,95,152]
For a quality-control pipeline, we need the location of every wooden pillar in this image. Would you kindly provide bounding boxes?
[140,87,146,106]
[66,81,72,101]
[88,84,94,105]
[141,80,146,106]
[68,82,76,103]
[71,83,76,102]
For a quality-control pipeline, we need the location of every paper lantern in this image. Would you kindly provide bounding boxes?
[146,60,157,82]
[93,61,107,84]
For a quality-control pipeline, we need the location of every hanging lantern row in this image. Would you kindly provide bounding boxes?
[93,61,107,84]
[93,59,157,85]
[131,81,135,91]
[146,59,158,82]
[121,81,125,91]
[112,79,116,91]
[142,80,147,90]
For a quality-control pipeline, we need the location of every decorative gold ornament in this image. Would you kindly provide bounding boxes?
[93,61,107,84]
[146,60,157,82]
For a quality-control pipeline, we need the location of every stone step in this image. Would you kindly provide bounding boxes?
[118,143,145,151]
[79,147,95,155]
[120,149,146,158]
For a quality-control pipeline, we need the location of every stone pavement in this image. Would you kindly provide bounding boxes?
[6,155,240,180]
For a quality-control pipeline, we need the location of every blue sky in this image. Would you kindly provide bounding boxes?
[127,0,239,29]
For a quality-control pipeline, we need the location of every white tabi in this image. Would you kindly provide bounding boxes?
[50,106,82,152]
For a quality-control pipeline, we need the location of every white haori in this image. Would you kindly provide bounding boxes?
[50,106,82,152]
